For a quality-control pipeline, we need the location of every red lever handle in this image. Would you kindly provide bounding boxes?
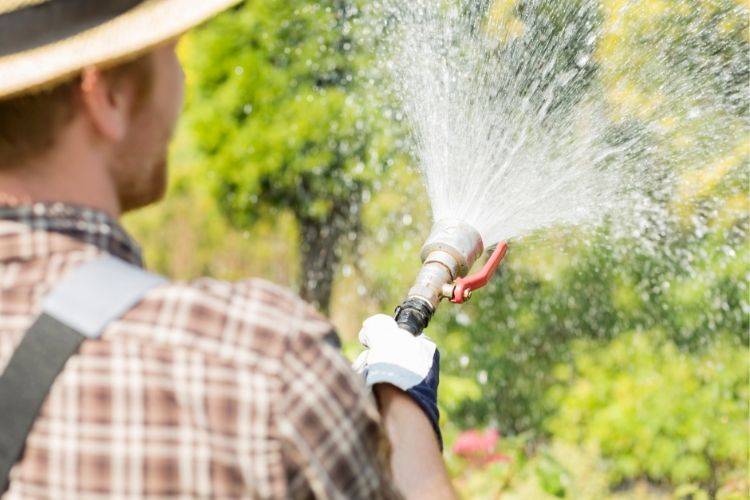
[451,241,508,303]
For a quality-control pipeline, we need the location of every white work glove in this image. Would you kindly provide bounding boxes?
[354,314,442,447]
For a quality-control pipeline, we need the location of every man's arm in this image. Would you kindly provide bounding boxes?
[356,314,458,499]
[375,384,457,500]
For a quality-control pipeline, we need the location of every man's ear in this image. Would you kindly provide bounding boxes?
[79,67,131,142]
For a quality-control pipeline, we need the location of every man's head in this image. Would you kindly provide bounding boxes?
[0,41,184,213]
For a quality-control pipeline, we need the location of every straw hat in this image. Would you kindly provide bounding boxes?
[0,0,243,100]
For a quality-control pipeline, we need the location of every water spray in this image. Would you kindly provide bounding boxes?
[394,219,508,335]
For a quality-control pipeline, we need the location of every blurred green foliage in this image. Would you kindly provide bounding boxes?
[126,0,749,497]
[179,0,397,312]
[548,331,747,491]
[439,208,748,434]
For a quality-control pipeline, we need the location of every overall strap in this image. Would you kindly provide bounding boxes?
[0,255,166,492]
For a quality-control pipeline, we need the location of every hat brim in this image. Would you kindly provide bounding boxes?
[0,0,242,99]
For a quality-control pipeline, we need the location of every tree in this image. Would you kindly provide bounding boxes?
[181,0,387,313]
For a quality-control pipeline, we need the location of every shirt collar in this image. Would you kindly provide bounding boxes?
[0,202,143,267]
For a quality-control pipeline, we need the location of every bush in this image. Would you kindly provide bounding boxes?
[436,206,749,435]
[546,330,748,493]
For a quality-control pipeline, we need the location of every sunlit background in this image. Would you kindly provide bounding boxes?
[125,1,748,498]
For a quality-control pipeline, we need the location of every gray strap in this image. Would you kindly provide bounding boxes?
[43,255,165,338]
[0,315,84,493]
[0,255,166,492]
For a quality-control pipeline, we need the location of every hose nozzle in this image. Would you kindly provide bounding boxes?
[395,219,503,335]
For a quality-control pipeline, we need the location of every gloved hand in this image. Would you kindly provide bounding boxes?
[354,314,442,448]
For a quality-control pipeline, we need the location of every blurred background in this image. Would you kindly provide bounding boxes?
[124,0,748,498]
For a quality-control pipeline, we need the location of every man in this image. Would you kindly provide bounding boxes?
[0,0,455,498]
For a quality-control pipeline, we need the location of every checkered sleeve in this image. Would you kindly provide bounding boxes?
[276,330,403,499]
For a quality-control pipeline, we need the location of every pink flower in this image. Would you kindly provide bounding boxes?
[452,428,511,466]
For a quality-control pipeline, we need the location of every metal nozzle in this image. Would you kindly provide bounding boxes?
[395,220,484,335]
[420,219,484,277]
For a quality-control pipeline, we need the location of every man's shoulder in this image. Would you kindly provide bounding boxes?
[110,275,340,369]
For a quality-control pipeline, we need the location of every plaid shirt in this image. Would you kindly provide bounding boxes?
[0,202,400,499]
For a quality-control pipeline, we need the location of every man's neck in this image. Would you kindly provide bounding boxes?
[0,123,121,218]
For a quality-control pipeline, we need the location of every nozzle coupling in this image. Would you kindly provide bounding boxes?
[394,297,433,336]
[395,220,484,335]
